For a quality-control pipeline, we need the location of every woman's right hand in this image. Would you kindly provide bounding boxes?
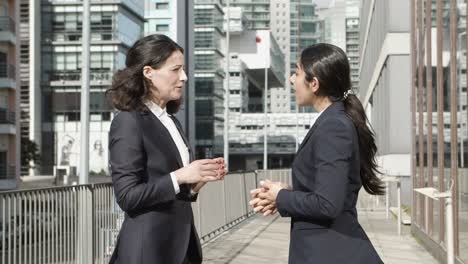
[174,159,225,185]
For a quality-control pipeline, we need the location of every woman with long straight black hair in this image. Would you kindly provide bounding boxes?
[249,43,384,264]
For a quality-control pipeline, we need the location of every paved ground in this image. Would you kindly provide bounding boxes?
[202,192,439,264]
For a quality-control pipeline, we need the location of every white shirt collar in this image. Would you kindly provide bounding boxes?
[310,108,325,128]
[145,101,167,118]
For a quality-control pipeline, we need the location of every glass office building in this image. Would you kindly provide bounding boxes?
[194,0,225,158]
[290,0,323,112]
[39,1,144,175]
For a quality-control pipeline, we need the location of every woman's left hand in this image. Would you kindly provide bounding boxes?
[212,157,226,181]
[191,157,226,193]
[249,180,287,215]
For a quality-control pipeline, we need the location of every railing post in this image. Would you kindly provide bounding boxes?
[385,181,389,219]
[87,186,94,263]
[397,181,401,235]
[414,186,454,264]
[445,195,454,264]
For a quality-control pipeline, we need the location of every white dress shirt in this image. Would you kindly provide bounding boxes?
[145,101,189,194]
[310,108,325,128]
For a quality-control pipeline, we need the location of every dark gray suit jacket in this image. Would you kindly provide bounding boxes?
[276,102,383,264]
[108,110,202,264]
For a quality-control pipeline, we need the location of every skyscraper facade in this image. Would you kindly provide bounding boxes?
[230,0,270,30]
[346,0,360,91]
[0,0,19,189]
[290,0,324,112]
[194,0,225,158]
[38,0,144,175]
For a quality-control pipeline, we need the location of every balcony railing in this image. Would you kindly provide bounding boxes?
[0,16,15,34]
[0,109,15,124]
[49,70,113,82]
[0,64,16,80]
[0,169,291,263]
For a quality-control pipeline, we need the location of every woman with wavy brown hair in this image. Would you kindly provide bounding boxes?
[107,34,226,264]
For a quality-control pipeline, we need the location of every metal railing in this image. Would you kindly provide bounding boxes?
[49,70,113,82]
[0,17,15,34]
[0,110,15,125]
[0,169,292,264]
[358,174,404,235]
[0,64,16,80]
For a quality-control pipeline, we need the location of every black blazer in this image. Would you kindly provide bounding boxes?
[276,102,383,264]
[108,110,202,264]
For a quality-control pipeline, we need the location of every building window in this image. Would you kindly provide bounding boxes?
[156,24,169,31]
[156,3,169,9]
[195,100,213,116]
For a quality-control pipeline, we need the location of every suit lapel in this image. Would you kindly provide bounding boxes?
[169,115,194,162]
[297,119,321,154]
[296,102,344,155]
[169,115,193,193]
[140,111,184,168]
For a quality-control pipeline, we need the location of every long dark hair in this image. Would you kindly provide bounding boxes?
[106,34,184,113]
[300,43,384,195]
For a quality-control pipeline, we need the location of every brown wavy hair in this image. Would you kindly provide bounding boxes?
[106,34,184,114]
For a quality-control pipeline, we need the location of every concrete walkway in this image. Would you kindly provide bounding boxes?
[203,193,439,264]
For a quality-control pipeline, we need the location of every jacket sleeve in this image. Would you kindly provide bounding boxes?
[276,117,352,221]
[176,185,199,202]
[109,112,176,214]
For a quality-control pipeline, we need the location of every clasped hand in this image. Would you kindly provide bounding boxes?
[249,180,291,216]
[174,157,226,185]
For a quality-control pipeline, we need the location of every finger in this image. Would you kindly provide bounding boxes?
[213,157,224,164]
[260,179,273,189]
[253,205,264,213]
[200,176,218,182]
[250,188,263,197]
[257,192,270,200]
[216,169,223,180]
[263,210,273,216]
[200,170,217,177]
[219,171,226,180]
[257,199,272,207]
[198,159,217,165]
[201,164,220,171]
[261,203,275,212]
[249,197,261,206]
[272,208,278,214]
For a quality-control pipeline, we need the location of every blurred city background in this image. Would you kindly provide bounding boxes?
[0,0,466,263]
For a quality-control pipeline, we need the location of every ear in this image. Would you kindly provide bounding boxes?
[142,66,153,80]
[309,77,319,93]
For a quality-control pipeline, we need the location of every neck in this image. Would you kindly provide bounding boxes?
[151,96,166,109]
[312,96,333,113]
